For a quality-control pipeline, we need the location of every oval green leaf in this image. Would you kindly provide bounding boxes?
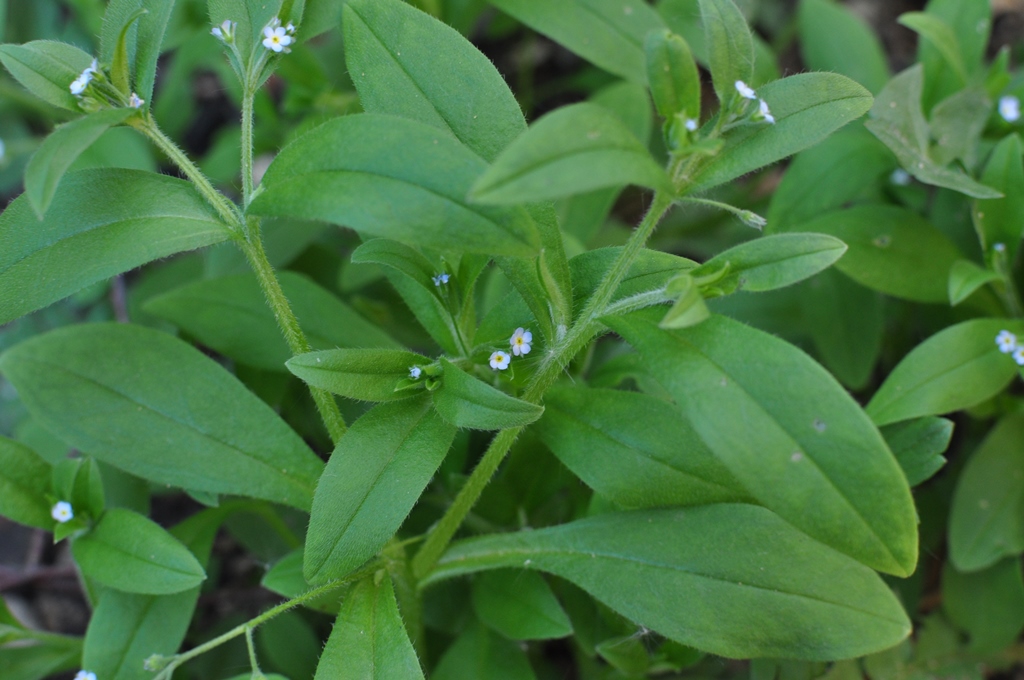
[304,398,456,583]
[472,570,572,641]
[287,348,431,402]
[0,323,324,511]
[0,169,229,326]
[606,313,918,576]
[432,358,544,430]
[249,114,540,258]
[866,319,1024,426]
[72,508,205,595]
[692,233,848,294]
[470,102,671,205]
[0,437,53,529]
[798,0,889,93]
[425,506,912,660]
[699,0,754,107]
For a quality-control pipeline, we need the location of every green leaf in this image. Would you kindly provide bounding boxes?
[800,269,884,391]
[688,73,874,193]
[798,0,889,93]
[880,417,952,487]
[315,575,424,680]
[432,358,543,430]
[72,508,206,595]
[304,398,455,583]
[0,323,324,511]
[0,436,52,529]
[26,109,133,218]
[81,507,229,680]
[973,134,1024,262]
[536,386,748,509]
[0,169,229,326]
[898,12,967,84]
[794,205,961,303]
[99,0,176,103]
[432,621,537,680]
[691,233,847,294]
[470,103,672,205]
[866,319,1024,426]
[659,275,710,329]
[0,40,94,111]
[606,313,918,577]
[249,114,541,258]
[942,558,1024,654]
[916,0,990,109]
[426,506,912,660]
[929,87,990,167]
[864,65,1001,199]
[472,570,572,640]
[489,0,665,84]
[343,0,524,162]
[948,259,1000,306]
[287,348,430,403]
[767,127,893,234]
[645,29,701,120]
[0,641,81,680]
[144,272,397,372]
[699,0,754,106]
[948,413,1024,572]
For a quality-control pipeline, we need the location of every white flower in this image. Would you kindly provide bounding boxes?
[262,22,295,53]
[999,95,1021,123]
[409,366,422,379]
[509,327,532,357]
[684,118,698,132]
[489,350,510,370]
[995,242,1007,253]
[128,92,144,108]
[996,330,1017,354]
[285,22,296,34]
[70,64,95,95]
[1014,346,1024,366]
[890,169,911,186]
[432,273,449,287]
[74,672,97,680]
[51,501,73,523]
[735,80,756,100]
[211,19,235,42]
[757,98,775,124]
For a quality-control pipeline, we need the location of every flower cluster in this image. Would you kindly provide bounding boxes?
[262,18,296,53]
[488,328,532,371]
[735,80,774,124]
[70,59,98,96]
[432,272,449,287]
[996,330,1024,365]
[51,500,73,523]
[211,19,236,43]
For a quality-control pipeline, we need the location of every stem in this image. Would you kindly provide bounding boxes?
[133,116,242,231]
[242,231,348,441]
[245,627,261,676]
[675,196,765,229]
[412,192,674,578]
[602,288,673,317]
[991,246,1024,318]
[152,575,360,680]
[241,86,256,206]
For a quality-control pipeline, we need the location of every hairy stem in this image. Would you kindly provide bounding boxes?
[412,192,674,578]
[242,230,348,441]
[241,87,256,207]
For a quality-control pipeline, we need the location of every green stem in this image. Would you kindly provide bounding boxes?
[412,192,674,578]
[241,87,256,207]
[133,116,242,231]
[241,230,348,441]
[245,627,261,676]
[675,196,765,229]
[151,574,363,680]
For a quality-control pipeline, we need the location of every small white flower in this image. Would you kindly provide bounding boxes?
[999,95,1021,123]
[757,99,775,124]
[285,22,296,34]
[996,330,1017,354]
[489,350,510,370]
[509,327,532,357]
[51,501,73,523]
[70,70,93,95]
[432,273,449,287]
[684,118,698,132]
[212,19,235,42]
[262,22,295,53]
[409,366,422,379]
[1013,346,1024,366]
[74,671,97,680]
[735,80,756,100]
[995,242,1007,253]
[128,92,144,108]
[890,169,911,186]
